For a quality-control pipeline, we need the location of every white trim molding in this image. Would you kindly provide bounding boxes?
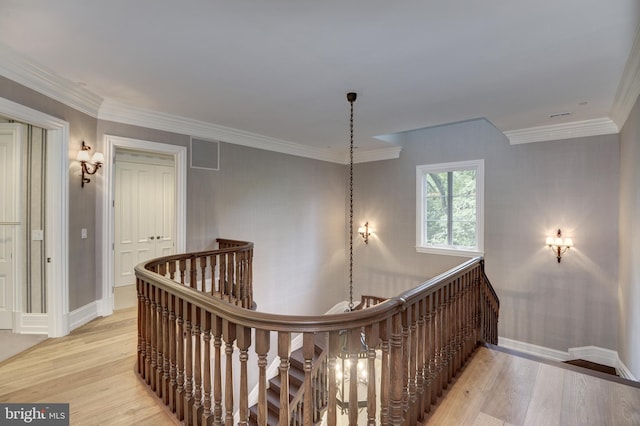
[99,99,401,165]
[498,337,569,362]
[567,346,619,369]
[0,96,70,338]
[616,359,638,381]
[100,135,188,316]
[353,146,402,164]
[611,25,640,130]
[0,42,102,118]
[68,301,100,332]
[13,313,48,335]
[498,337,636,381]
[99,99,347,163]
[504,118,619,145]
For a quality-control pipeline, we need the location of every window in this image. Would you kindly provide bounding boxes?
[416,160,484,256]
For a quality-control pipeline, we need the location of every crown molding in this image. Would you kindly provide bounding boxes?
[0,43,102,118]
[99,99,401,164]
[353,146,402,164]
[611,25,640,130]
[503,117,619,145]
[99,99,346,163]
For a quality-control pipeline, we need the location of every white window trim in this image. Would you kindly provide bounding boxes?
[416,159,484,257]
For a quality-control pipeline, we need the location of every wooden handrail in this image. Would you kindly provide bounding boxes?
[135,241,499,425]
[143,238,255,309]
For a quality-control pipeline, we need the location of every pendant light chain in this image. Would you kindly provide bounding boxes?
[347,92,357,311]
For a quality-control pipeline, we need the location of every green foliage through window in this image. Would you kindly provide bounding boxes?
[417,160,483,254]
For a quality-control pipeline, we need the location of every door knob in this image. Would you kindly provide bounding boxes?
[150,236,155,240]
[156,236,162,240]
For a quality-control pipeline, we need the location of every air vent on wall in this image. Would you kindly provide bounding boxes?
[190,137,220,171]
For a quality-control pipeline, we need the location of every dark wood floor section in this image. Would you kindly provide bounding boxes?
[564,359,618,376]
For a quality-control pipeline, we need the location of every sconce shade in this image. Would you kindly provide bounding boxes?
[76,149,90,162]
[91,152,105,164]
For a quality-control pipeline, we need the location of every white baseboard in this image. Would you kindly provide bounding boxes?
[68,301,100,332]
[498,337,569,362]
[567,345,619,369]
[96,295,114,317]
[14,313,48,335]
[616,359,638,381]
[498,337,636,380]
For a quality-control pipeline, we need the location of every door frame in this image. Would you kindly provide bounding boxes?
[100,135,187,316]
[0,96,70,337]
[0,123,23,331]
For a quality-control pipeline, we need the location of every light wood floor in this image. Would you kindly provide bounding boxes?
[0,308,177,425]
[1,309,638,426]
[426,346,640,425]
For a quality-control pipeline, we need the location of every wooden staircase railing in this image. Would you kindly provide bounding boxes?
[135,241,499,425]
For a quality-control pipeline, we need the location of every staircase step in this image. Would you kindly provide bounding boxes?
[248,343,327,426]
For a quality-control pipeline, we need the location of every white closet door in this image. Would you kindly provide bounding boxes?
[0,124,23,329]
[114,160,175,287]
[154,165,175,258]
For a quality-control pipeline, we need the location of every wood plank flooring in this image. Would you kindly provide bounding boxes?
[426,346,640,425]
[1,308,638,425]
[0,308,177,426]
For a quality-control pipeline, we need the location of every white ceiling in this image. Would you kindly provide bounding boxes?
[0,0,638,153]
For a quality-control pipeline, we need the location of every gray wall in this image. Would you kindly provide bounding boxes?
[97,121,348,315]
[355,118,620,352]
[619,93,640,378]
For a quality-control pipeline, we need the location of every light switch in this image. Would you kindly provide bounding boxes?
[81,228,87,239]
[32,229,44,241]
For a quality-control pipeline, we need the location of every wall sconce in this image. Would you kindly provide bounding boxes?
[358,222,372,244]
[546,229,573,263]
[77,141,104,187]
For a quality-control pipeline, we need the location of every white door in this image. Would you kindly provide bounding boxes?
[114,158,175,287]
[0,123,23,329]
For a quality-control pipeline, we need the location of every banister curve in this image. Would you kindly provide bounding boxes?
[135,261,405,332]
[134,239,500,425]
